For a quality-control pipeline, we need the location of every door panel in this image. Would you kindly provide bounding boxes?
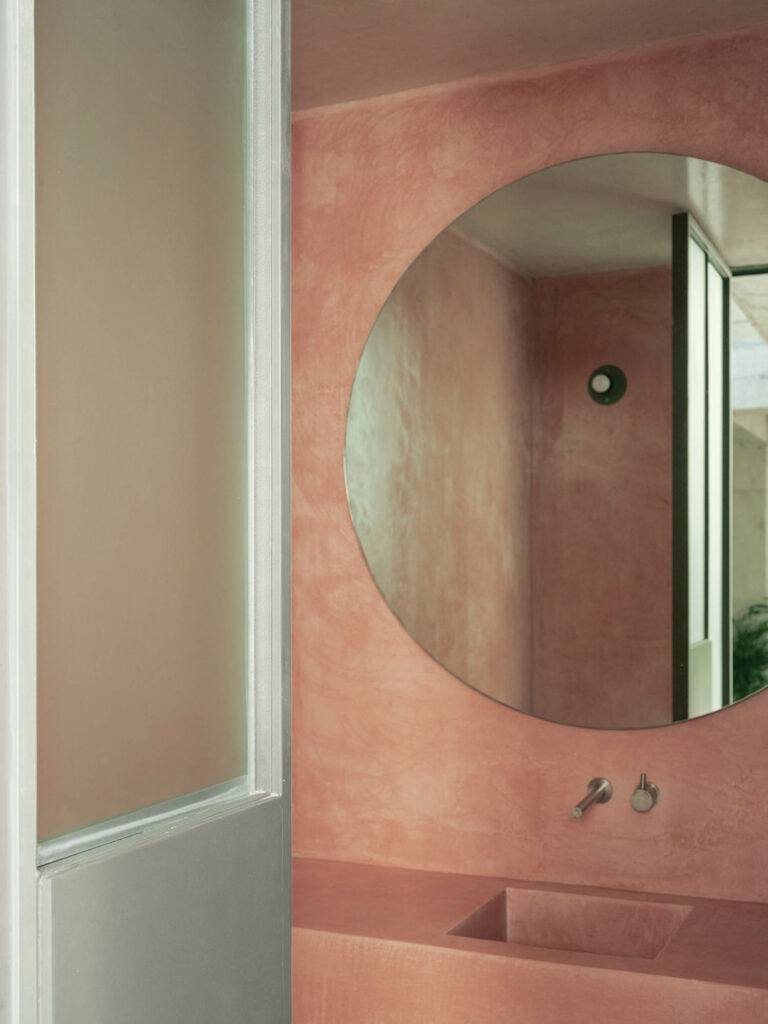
[28,0,291,1018]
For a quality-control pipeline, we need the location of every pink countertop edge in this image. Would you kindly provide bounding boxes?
[293,857,768,991]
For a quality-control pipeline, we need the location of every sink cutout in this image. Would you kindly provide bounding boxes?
[449,888,693,958]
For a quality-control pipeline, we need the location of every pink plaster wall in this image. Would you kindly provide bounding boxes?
[530,267,673,728]
[292,23,768,903]
[345,228,534,708]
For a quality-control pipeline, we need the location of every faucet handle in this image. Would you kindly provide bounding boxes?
[630,773,659,813]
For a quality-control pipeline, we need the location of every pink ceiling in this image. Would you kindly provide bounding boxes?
[292,0,768,110]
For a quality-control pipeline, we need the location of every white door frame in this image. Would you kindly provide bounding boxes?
[1,0,290,1018]
[2,0,38,1019]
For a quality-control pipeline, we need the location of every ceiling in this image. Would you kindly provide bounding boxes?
[449,152,768,351]
[292,0,768,110]
[451,153,768,277]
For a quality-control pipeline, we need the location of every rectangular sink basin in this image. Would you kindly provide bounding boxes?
[449,888,692,959]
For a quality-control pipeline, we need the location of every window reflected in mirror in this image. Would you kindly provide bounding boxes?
[732,274,768,704]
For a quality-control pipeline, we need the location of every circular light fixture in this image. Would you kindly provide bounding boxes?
[588,365,627,405]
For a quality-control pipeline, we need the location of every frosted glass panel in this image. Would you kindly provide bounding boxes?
[36,0,247,839]
[688,238,707,644]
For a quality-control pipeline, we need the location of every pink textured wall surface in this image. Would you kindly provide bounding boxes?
[292,24,768,903]
[345,228,533,708]
[531,267,673,728]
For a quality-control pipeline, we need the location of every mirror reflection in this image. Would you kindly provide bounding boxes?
[345,153,768,728]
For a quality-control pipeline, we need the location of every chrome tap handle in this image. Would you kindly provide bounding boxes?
[571,778,613,818]
[630,773,659,812]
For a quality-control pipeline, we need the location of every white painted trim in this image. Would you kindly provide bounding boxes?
[37,792,282,882]
[248,0,291,800]
[2,0,37,1021]
[37,776,255,867]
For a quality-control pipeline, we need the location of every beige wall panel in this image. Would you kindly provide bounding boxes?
[36,0,247,839]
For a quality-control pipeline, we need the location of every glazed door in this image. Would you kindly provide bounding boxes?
[672,212,731,721]
[1,0,290,1020]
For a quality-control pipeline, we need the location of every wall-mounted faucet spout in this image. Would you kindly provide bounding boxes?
[572,778,613,818]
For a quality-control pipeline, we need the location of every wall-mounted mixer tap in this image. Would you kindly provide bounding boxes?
[571,778,613,818]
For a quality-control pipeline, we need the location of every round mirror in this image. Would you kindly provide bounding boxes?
[345,152,768,728]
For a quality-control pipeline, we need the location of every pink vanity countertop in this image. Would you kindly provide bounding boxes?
[293,857,768,991]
